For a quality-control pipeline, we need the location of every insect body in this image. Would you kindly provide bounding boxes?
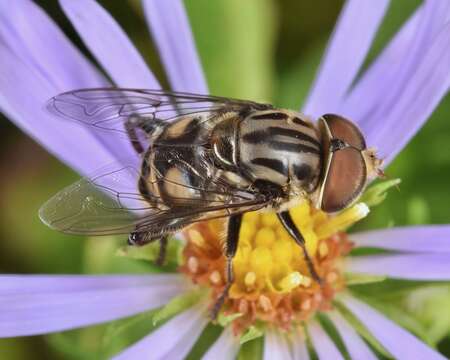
[40,89,383,317]
[140,109,321,227]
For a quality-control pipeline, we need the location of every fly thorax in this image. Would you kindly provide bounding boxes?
[289,154,322,193]
[239,111,322,192]
[210,114,240,171]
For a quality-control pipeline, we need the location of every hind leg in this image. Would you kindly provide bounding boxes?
[155,236,168,266]
[127,211,197,265]
[127,232,169,266]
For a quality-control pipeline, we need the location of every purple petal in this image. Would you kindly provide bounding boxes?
[59,0,159,89]
[0,46,114,175]
[341,8,421,124]
[142,0,208,93]
[0,0,123,174]
[58,0,159,163]
[328,311,377,360]
[346,254,450,280]
[376,1,448,111]
[352,226,450,253]
[263,330,293,360]
[291,330,310,360]
[308,319,344,360]
[112,303,208,360]
[202,327,240,360]
[0,0,114,173]
[302,0,389,117]
[0,274,185,337]
[343,2,450,164]
[343,2,449,119]
[0,0,104,90]
[340,294,446,360]
[373,22,450,164]
[0,274,183,293]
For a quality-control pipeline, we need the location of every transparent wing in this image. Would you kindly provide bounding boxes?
[47,88,273,141]
[39,156,268,236]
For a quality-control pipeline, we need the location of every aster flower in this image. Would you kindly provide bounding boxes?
[1,0,450,359]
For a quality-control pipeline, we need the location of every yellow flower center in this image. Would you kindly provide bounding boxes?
[181,201,368,332]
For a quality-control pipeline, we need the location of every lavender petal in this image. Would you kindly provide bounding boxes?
[0,0,118,174]
[142,0,208,93]
[372,22,450,164]
[352,226,450,253]
[328,311,377,360]
[0,46,114,175]
[202,327,240,360]
[343,2,450,143]
[346,254,450,280]
[59,0,159,89]
[112,303,208,360]
[0,0,135,175]
[263,329,293,360]
[344,0,450,164]
[308,319,345,360]
[0,0,105,90]
[302,0,389,117]
[0,274,185,337]
[340,294,446,360]
[0,274,184,293]
[341,8,421,125]
[291,330,310,360]
[58,0,164,163]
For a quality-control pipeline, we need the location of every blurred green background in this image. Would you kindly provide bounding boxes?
[1,0,449,358]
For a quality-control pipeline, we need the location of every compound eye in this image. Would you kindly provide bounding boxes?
[321,147,367,213]
[322,114,366,150]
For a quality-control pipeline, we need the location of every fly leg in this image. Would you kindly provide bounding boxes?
[125,115,148,154]
[125,115,164,154]
[127,213,196,264]
[128,231,154,246]
[128,231,168,266]
[277,211,323,285]
[211,214,242,320]
[155,235,168,266]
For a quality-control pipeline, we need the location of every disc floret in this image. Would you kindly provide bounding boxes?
[181,202,368,333]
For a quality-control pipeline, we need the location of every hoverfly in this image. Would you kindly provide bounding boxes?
[40,88,383,317]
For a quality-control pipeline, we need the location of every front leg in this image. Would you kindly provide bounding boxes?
[125,115,148,154]
[125,115,164,154]
[210,214,243,320]
[277,211,323,285]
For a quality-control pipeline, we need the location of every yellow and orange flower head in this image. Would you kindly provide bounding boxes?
[181,201,369,333]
